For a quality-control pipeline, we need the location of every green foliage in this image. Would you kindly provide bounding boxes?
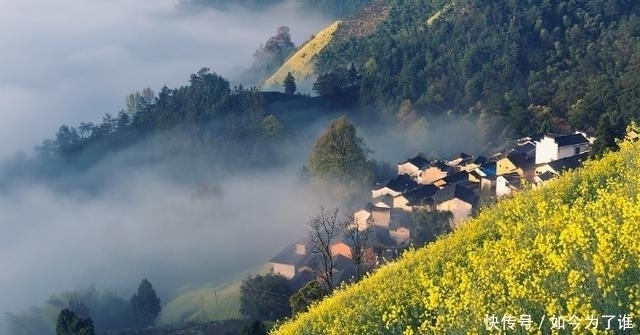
[315,0,640,151]
[130,279,161,328]
[55,309,94,335]
[189,0,372,18]
[241,320,268,335]
[240,274,292,321]
[410,208,453,247]
[312,65,360,108]
[309,116,372,188]
[273,131,640,334]
[290,281,329,316]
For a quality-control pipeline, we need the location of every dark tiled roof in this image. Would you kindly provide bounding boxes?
[554,133,589,147]
[431,160,450,171]
[454,185,478,205]
[548,153,588,173]
[473,156,488,165]
[538,171,557,181]
[515,142,536,154]
[372,226,397,247]
[385,174,419,193]
[506,153,532,169]
[401,156,430,169]
[403,185,439,206]
[441,171,470,185]
[434,184,477,206]
[469,170,483,180]
[501,172,522,188]
[372,194,394,207]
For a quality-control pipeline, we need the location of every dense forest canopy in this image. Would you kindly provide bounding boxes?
[187,0,373,18]
[313,0,640,154]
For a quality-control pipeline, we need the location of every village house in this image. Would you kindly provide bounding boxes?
[269,239,312,279]
[372,174,418,198]
[397,155,430,178]
[535,152,589,176]
[496,172,523,197]
[433,184,478,227]
[354,202,391,228]
[535,132,590,164]
[392,184,439,212]
[389,221,412,246]
[418,160,451,184]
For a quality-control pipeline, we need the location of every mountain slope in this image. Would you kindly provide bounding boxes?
[313,0,640,153]
[263,21,340,90]
[273,128,640,334]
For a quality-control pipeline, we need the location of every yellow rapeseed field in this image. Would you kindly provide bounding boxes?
[273,125,640,334]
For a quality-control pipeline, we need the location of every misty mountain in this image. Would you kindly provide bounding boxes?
[308,0,640,154]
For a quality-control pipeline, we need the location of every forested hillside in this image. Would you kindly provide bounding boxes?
[273,127,640,334]
[313,0,640,154]
[188,0,373,18]
[0,68,333,189]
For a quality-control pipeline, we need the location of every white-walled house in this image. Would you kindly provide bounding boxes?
[535,133,590,164]
[354,202,391,228]
[397,155,430,178]
[270,240,311,279]
[496,172,522,197]
[372,174,418,198]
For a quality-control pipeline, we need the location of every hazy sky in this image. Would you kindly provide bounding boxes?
[0,0,329,160]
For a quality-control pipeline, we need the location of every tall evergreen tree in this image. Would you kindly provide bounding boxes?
[283,72,296,95]
[129,279,161,328]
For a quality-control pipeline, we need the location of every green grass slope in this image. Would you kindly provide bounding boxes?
[158,282,242,325]
[273,133,640,334]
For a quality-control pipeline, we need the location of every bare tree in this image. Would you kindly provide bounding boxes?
[343,212,374,282]
[307,207,340,292]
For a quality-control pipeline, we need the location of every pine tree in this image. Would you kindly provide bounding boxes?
[283,72,296,95]
[129,279,161,328]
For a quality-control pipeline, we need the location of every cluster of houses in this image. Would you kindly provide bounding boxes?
[269,131,593,288]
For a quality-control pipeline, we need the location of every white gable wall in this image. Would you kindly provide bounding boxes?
[535,136,558,164]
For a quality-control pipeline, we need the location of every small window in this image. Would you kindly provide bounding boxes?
[574,146,580,155]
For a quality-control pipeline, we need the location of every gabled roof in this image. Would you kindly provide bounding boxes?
[538,171,557,182]
[270,244,311,267]
[515,142,536,154]
[441,171,469,185]
[385,174,419,193]
[372,194,394,207]
[552,133,589,147]
[430,160,450,171]
[473,155,488,165]
[500,172,522,188]
[548,153,588,173]
[506,152,532,169]
[400,155,430,169]
[433,184,478,206]
[402,184,439,206]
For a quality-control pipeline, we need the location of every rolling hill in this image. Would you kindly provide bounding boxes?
[273,127,640,334]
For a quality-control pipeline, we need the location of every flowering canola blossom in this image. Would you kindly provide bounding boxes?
[273,128,640,335]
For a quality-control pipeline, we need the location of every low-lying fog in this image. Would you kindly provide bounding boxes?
[0,0,329,160]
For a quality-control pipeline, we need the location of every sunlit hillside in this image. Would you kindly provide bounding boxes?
[263,21,340,90]
[273,129,640,334]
